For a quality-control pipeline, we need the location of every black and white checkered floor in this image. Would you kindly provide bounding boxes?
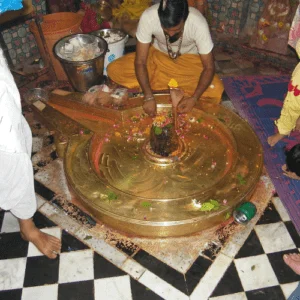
[1,190,300,300]
[1,107,300,300]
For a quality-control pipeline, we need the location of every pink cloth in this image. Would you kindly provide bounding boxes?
[289,4,300,49]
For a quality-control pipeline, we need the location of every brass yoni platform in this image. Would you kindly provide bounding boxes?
[36,92,263,237]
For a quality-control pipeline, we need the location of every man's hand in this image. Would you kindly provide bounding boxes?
[143,99,157,117]
[177,97,197,114]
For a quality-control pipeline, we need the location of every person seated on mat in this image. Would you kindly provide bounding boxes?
[281,144,300,180]
[107,0,224,117]
[0,47,61,259]
[268,40,300,147]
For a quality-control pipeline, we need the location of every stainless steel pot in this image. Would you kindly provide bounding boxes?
[54,33,108,92]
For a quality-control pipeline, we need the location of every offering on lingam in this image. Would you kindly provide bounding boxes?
[149,78,183,157]
[150,112,179,157]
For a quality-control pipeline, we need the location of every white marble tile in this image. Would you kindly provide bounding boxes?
[234,254,278,291]
[209,292,247,300]
[272,197,291,222]
[190,253,232,300]
[281,281,300,299]
[139,270,189,300]
[38,202,82,234]
[0,258,27,290]
[32,136,44,153]
[22,284,58,300]
[121,258,146,280]
[255,222,295,253]
[34,160,72,200]
[27,227,61,257]
[228,223,254,247]
[74,228,127,268]
[220,241,241,259]
[94,275,132,300]
[36,194,47,209]
[1,212,19,233]
[59,249,94,283]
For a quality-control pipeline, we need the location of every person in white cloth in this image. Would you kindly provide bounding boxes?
[0,48,61,259]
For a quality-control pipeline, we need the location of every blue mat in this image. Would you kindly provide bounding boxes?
[223,75,300,233]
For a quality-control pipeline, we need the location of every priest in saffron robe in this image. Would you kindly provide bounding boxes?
[107,0,223,116]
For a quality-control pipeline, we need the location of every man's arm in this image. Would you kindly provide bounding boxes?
[134,41,156,116]
[192,51,215,100]
[177,51,215,113]
[134,41,152,97]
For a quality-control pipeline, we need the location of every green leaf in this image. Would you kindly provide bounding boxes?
[107,191,118,201]
[251,265,255,271]
[225,212,231,220]
[200,202,215,211]
[166,123,173,128]
[141,201,152,208]
[237,174,246,185]
[84,235,92,240]
[84,129,91,134]
[132,155,138,160]
[197,118,203,123]
[154,126,163,135]
[218,118,225,123]
[209,199,220,207]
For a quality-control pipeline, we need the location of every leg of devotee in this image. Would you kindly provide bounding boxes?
[283,253,300,275]
[107,47,224,103]
[107,52,140,89]
[0,150,61,260]
[19,218,61,259]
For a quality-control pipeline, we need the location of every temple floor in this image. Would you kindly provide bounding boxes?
[0,40,300,300]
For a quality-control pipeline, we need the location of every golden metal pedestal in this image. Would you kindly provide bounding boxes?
[36,93,263,237]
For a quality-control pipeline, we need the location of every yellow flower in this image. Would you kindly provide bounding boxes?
[115,132,121,137]
[168,78,178,88]
[278,22,284,28]
[262,34,268,41]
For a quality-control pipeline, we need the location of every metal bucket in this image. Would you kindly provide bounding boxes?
[91,29,128,75]
[54,34,108,92]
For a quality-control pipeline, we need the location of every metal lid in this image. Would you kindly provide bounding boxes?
[91,29,127,44]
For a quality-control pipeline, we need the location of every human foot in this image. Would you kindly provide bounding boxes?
[283,253,300,275]
[19,219,61,259]
[267,133,285,147]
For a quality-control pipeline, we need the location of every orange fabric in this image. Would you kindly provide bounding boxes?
[107,46,224,104]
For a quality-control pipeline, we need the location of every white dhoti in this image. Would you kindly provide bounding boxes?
[0,48,36,220]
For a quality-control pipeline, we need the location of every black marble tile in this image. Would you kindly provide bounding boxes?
[61,230,90,253]
[202,242,221,260]
[0,232,28,259]
[115,240,139,256]
[94,252,126,279]
[50,150,58,160]
[185,255,212,295]
[34,180,55,201]
[267,249,300,284]
[44,135,54,146]
[133,249,187,295]
[256,202,282,225]
[58,280,94,300]
[246,285,285,300]
[32,211,57,228]
[210,262,244,297]
[285,221,300,248]
[0,210,6,232]
[235,230,265,259]
[130,277,164,300]
[0,289,22,300]
[24,256,59,287]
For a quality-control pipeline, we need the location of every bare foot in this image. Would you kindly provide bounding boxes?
[19,218,61,259]
[282,164,300,180]
[284,253,300,275]
[267,133,286,147]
